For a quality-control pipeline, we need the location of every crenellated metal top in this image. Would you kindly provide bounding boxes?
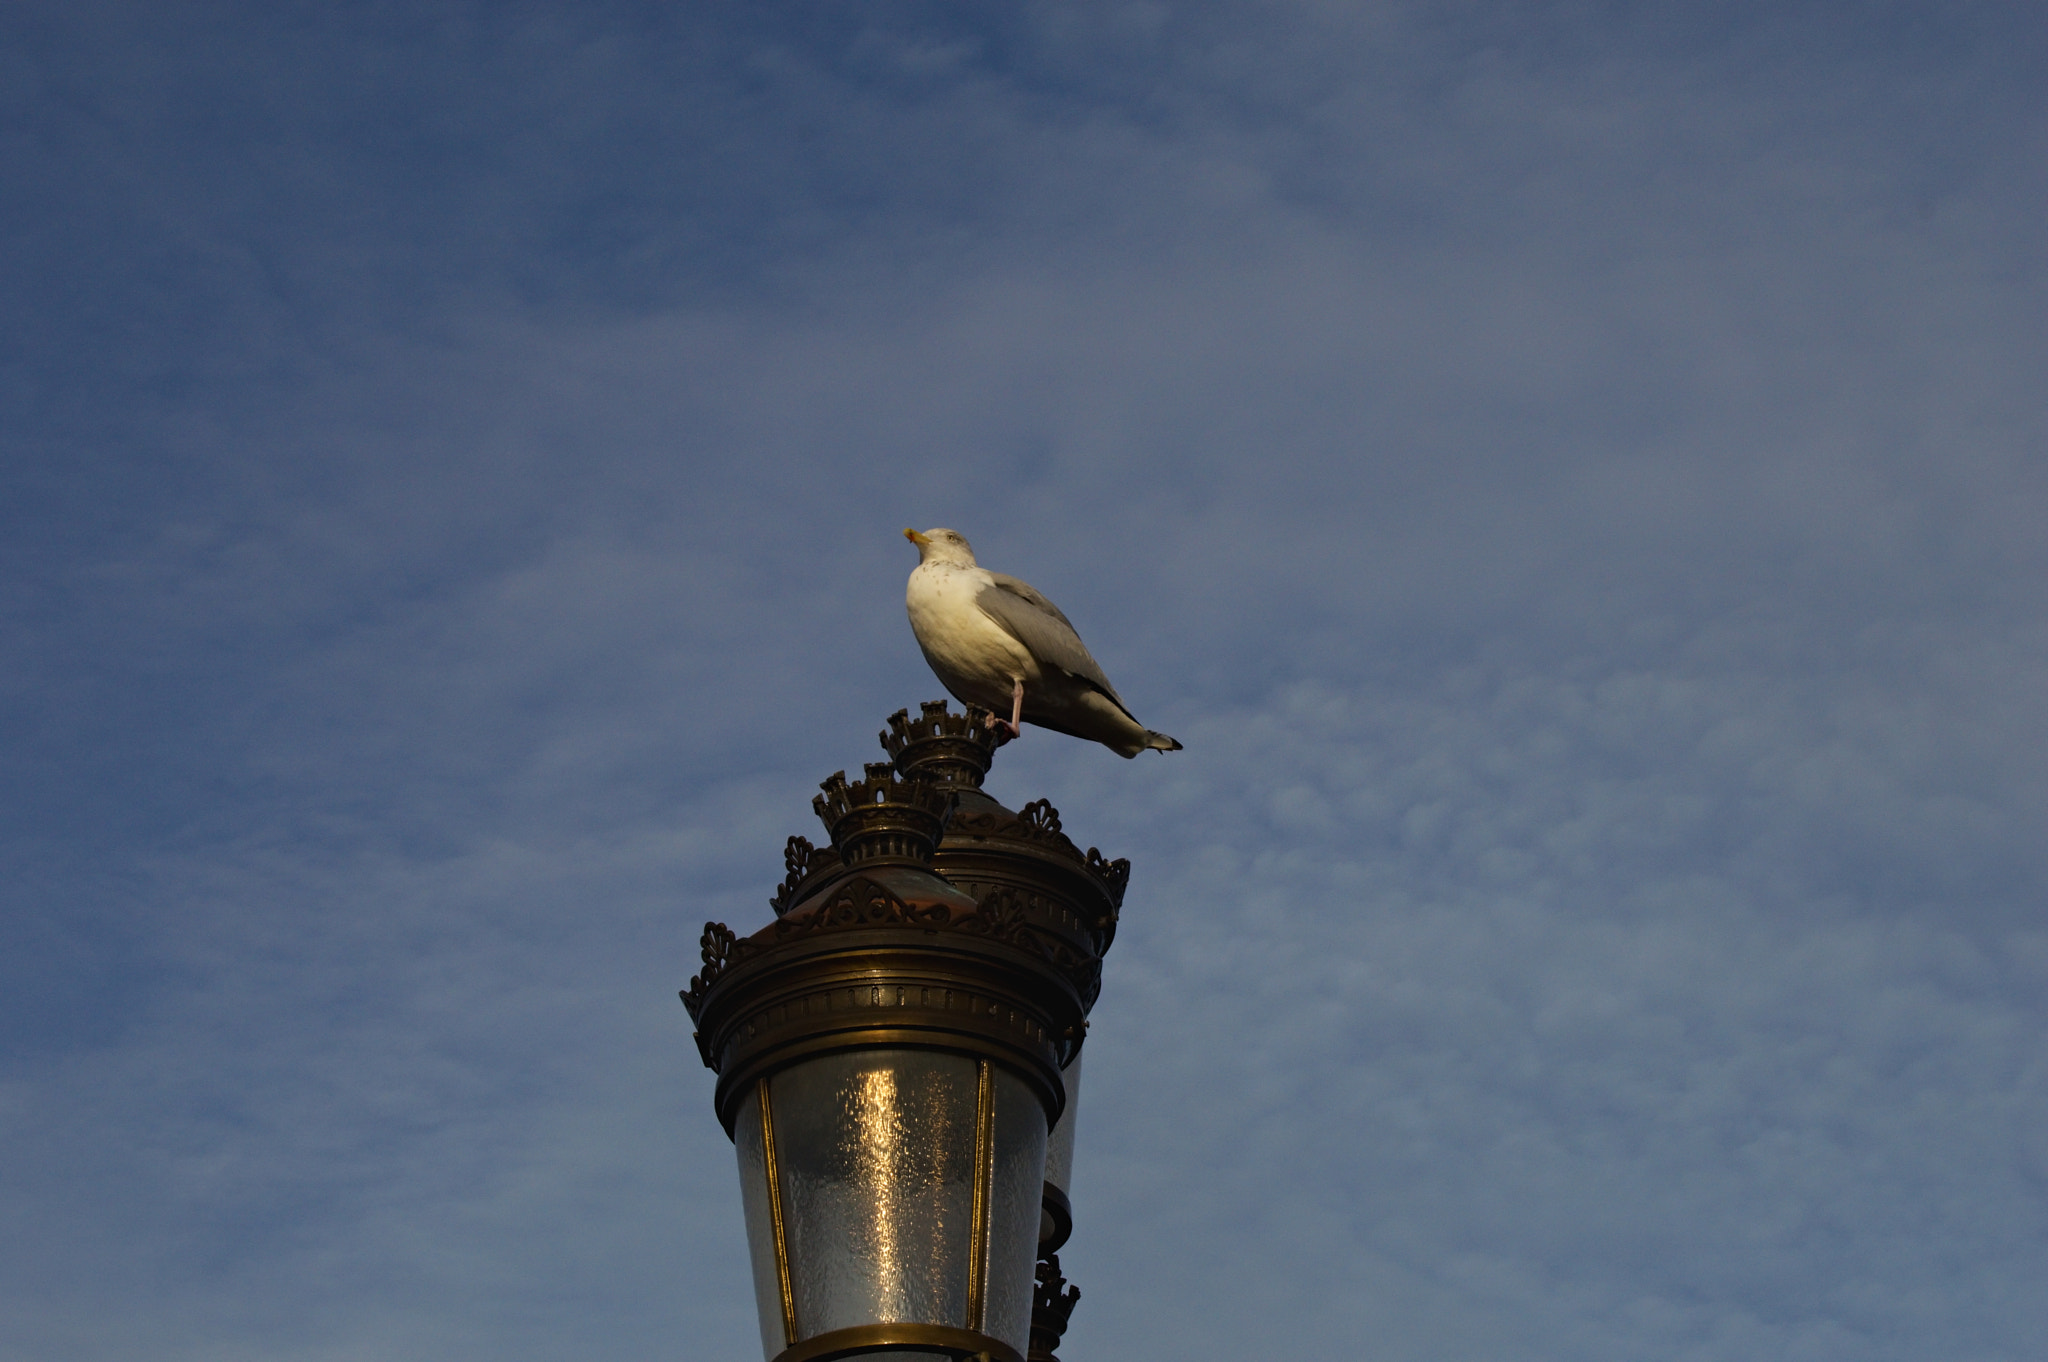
[881,700,1010,790]
[683,703,1137,1134]
[812,762,954,866]
[883,702,1131,984]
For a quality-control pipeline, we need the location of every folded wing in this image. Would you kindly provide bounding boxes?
[976,574,1131,713]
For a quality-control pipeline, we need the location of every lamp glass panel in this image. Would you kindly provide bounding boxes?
[732,1093,788,1361]
[1043,1051,1082,1195]
[983,1065,1051,1349]
[770,1049,979,1338]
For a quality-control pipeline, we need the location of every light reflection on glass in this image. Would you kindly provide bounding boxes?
[855,1066,905,1310]
[773,1050,977,1337]
[732,1049,1050,1360]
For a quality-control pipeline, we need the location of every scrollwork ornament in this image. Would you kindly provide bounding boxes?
[1029,1253,1080,1361]
[963,888,1103,1009]
[769,835,819,913]
[1018,798,1064,839]
[961,886,1038,945]
[1083,847,1130,906]
[947,807,1018,838]
[680,921,750,1022]
[1034,1253,1079,1327]
[769,876,954,942]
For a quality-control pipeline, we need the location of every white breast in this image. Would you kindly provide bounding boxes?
[906,562,1038,696]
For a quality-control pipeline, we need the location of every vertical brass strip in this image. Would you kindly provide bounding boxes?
[966,1059,997,1332]
[758,1078,798,1345]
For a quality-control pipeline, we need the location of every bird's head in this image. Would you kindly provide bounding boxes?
[903,526,978,567]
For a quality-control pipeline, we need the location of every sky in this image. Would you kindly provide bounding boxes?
[3,2,2045,1359]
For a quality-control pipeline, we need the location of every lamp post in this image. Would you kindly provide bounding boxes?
[683,702,1126,1362]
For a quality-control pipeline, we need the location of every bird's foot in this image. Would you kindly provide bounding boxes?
[1004,679,1025,740]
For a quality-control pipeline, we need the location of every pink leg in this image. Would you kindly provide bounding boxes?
[1001,678,1024,738]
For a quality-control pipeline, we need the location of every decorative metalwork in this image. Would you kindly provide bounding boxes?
[964,888,1103,1011]
[687,880,1100,1032]
[967,1060,997,1333]
[960,886,1036,944]
[687,870,1084,1131]
[1018,799,1064,840]
[945,798,1085,861]
[771,875,954,940]
[681,921,747,1023]
[1027,1254,1080,1362]
[757,1079,798,1346]
[685,703,1132,1362]
[882,699,1010,789]
[945,806,1008,837]
[1083,847,1130,907]
[814,763,954,864]
[770,836,819,914]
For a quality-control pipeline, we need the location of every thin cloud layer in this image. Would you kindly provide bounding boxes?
[2,3,2043,1360]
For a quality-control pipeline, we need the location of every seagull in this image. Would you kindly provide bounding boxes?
[903,527,1183,758]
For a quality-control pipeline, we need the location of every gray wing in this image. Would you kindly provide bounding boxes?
[977,573,1129,709]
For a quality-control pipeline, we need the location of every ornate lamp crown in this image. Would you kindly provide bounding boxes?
[813,762,954,864]
[684,705,1117,1362]
[881,700,1009,789]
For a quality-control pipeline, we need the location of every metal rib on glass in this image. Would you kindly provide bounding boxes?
[735,1082,793,1356]
[760,1080,798,1344]
[966,1060,995,1332]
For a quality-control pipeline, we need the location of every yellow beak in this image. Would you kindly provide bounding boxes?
[903,528,929,545]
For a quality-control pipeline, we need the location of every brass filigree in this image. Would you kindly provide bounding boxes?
[681,921,750,1023]
[813,764,954,864]
[813,763,952,832]
[1018,799,1064,839]
[769,835,819,914]
[1028,1253,1080,1362]
[1034,1253,1079,1325]
[964,888,1103,1011]
[684,703,1126,1144]
[947,807,1024,837]
[1083,847,1130,907]
[961,887,1037,943]
[685,877,959,1024]
[881,700,1011,789]
[768,875,952,939]
[688,876,1101,1037]
[945,800,1084,867]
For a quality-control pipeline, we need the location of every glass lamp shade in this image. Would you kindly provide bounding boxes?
[734,1048,1049,1362]
[685,744,1107,1362]
[1039,1051,1081,1251]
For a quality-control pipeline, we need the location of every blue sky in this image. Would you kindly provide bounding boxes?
[4,3,2045,1359]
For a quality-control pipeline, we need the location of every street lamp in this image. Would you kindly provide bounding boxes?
[684,702,1125,1362]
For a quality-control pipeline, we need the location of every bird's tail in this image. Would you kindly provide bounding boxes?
[1116,729,1183,758]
